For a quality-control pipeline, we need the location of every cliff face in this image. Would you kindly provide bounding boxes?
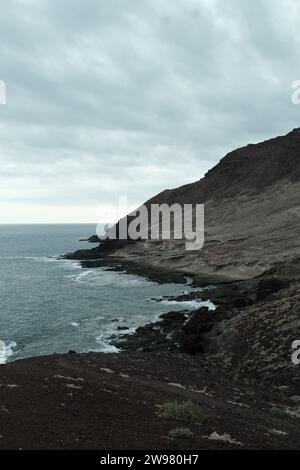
[147,127,300,205]
[108,128,300,282]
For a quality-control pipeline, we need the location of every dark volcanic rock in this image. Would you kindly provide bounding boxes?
[79,235,100,243]
[114,306,235,355]
[183,308,211,335]
[160,310,187,324]
[115,276,291,356]
[114,311,187,353]
[64,239,136,260]
[256,277,290,301]
[158,277,289,309]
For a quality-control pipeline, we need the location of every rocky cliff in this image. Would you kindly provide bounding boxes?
[95,128,300,283]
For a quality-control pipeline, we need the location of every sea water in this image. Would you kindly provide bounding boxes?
[0,224,213,363]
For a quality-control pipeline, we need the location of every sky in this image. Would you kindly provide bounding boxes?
[1,0,300,224]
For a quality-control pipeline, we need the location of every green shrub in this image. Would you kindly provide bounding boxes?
[271,407,287,417]
[157,400,206,423]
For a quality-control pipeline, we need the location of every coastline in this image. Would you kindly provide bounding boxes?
[63,241,299,387]
[0,238,299,450]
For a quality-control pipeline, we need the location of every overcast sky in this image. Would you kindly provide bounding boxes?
[1,0,300,223]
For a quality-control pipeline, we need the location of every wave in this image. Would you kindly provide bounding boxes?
[0,341,17,364]
[90,344,119,353]
[0,255,80,269]
[30,257,81,268]
[160,299,216,311]
[69,268,156,288]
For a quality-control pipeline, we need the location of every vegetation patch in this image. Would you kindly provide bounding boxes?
[157,400,207,423]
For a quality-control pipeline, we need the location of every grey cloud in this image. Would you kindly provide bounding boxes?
[0,0,300,222]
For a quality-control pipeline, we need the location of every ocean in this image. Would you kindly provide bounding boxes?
[0,224,213,364]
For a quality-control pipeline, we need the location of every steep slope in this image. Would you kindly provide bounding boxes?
[147,127,300,206]
[107,128,300,282]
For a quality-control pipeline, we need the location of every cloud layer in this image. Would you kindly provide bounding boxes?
[1,0,300,223]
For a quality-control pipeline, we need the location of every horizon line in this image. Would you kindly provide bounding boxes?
[0,222,100,225]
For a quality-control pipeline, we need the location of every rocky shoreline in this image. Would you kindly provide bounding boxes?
[63,241,300,393]
[64,240,191,284]
[65,240,293,361]
[111,278,288,352]
[65,239,295,351]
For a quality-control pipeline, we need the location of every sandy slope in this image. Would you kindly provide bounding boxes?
[108,180,300,282]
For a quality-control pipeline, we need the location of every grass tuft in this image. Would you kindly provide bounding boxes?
[157,400,206,423]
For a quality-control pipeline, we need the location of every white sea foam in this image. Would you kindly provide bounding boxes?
[160,299,216,311]
[84,289,216,353]
[11,255,81,270]
[94,298,209,352]
[36,257,81,269]
[70,268,156,287]
[184,275,194,285]
[72,270,92,282]
[94,306,168,353]
[91,343,120,353]
[0,341,17,364]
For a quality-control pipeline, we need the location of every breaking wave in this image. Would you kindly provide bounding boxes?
[0,341,17,364]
